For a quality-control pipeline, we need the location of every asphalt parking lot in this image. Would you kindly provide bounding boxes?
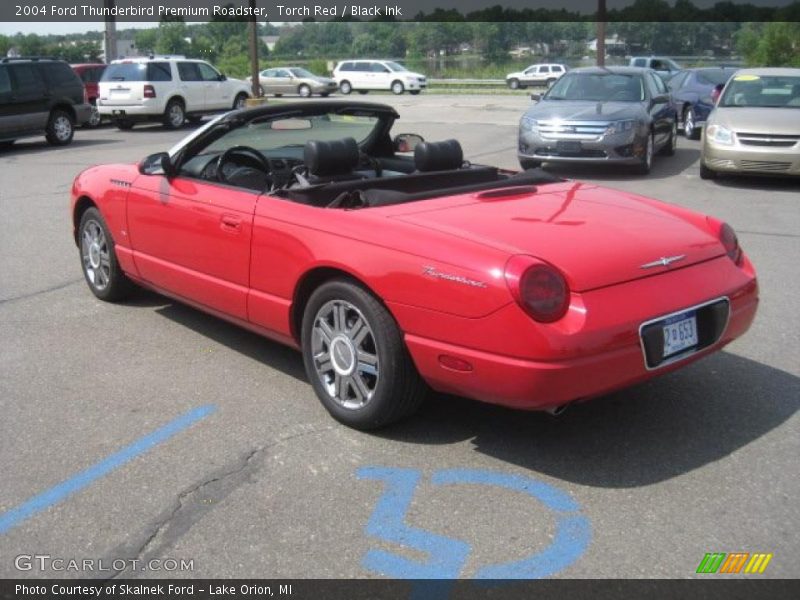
[0,94,798,581]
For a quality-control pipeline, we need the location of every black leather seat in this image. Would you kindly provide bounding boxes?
[303,137,362,184]
[414,139,464,172]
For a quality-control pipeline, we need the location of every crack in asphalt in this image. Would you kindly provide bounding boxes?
[0,279,83,305]
[104,422,336,579]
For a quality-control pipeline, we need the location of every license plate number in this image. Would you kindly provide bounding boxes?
[662,311,698,358]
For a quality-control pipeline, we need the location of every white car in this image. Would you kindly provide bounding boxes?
[97,56,251,130]
[506,64,567,89]
[333,60,426,95]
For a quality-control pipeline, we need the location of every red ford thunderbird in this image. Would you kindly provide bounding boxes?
[70,101,758,429]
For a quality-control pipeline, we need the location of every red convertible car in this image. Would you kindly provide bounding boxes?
[71,101,758,429]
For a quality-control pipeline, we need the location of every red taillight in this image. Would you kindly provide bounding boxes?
[505,256,570,323]
[143,84,156,98]
[719,222,742,265]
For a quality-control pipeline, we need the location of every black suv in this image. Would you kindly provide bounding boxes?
[0,57,92,147]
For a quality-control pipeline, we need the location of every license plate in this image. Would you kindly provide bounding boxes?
[662,310,698,358]
[112,110,126,116]
[556,140,582,154]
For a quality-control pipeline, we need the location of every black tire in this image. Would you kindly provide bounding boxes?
[391,80,404,95]
[358,90,369,95]
[683,106,700,140]
[659,121,677,156]
[320,92,330,97]
[634,132,654,175]
[409,90,421,95]
[298,84,312,98]
[508,78,520,90]
[45,109,75,146]
[519,158,542,170]
[115,120,135,130]
[233,93,248,110]
[301,279,427,430]
[163,98,185,130]
[78,207,134,302]
[699,161,717,180]
[186,115,203,125]
[339,80,352,95]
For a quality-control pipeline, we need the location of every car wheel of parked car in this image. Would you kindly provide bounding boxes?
[115,120,134,130]
[339,81,352,95]
[358,90,369,95]
[508,78,520,90]
[684,107,700,140]
[85,104,102,128]
[635,133,654,175]
[391,81,405,95]
[298,84,312,98]
[320,92,330,97]
[660,121,677,156]
[163,99,185,130]
[258,85,265,96]
[301,279,427,430]
[187,116,203,125]
[233,93,248,110]
[409,90,421,95]
[699,161,717,180]
[519,158,542,170]
[78,207,134,302]
[45,109,75,146]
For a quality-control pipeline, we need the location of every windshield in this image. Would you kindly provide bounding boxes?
[545,72,644,102]
[720,75,800,108]
[385,61,408,73]
[289,68,315,78]
[696,69,732,87]
[202,112,381,157]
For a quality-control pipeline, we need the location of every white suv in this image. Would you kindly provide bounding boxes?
[97,56,251,130]
[333,60,427,95]
[506,64,567,89]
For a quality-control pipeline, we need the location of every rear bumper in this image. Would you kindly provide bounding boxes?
[399,256,758,411]
[97,101,166,120]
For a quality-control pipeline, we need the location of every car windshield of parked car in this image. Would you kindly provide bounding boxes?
[201,112,380,157]
[289,68,316,78]
[696,69,732,86]
[719,75,800,108]
[385,62,408,73]
[545,73,645,102]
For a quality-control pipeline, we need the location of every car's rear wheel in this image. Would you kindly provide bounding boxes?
[45,109,75,146]
[508,78,520,90]
[115,120,134,130]
[699,161,717,180]
[85,103,102,128]
[258,84,265,96]
[298,84,312,98]
[409,90,421,95]
[634,132,654,175]
[301,280,426,430]
[520,158,542,170]
[163,99,185,130]
[391,80,405,95]
[339,80,352,95]
[683,106,700,140]
[233,93,248,110]
[78,207,134,302]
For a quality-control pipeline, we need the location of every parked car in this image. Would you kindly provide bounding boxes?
[630,57,682,79]
[518,66,678,174]
[667,67,735,139]
[506,63,567,89]
[248,67,337,98]
[333,60,426,95]
[0,57,91,147]
[71,63,106,128]
[701,68,800,179]
[70,100,757,429]
[97,56,251,130]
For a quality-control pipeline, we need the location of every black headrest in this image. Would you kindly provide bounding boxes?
[414,139,464,172]
[304,137,359,176]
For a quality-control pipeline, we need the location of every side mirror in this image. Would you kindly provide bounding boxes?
[530,92,542,102]
[218,73,227,81]
[652,93,669,105]
[393,133,424,153]
[138,152,175,177]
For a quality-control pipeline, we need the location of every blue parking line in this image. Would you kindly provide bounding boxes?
[0,404,216,535]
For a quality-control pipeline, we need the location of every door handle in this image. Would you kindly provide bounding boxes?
[220,215,241,232]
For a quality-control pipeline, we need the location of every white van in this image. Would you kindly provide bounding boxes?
[333,60,427,95]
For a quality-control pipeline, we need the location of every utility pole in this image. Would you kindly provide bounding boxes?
[596,0,606,67]
[104,0,117,63]
[248,0,260,98]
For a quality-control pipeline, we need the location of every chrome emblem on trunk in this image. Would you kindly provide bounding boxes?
[640,255,686,269]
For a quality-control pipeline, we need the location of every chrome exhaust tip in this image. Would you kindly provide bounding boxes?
[545,404,569,417]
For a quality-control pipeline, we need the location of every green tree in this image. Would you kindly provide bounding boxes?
[737,22,800,67]
[155,21,190,56]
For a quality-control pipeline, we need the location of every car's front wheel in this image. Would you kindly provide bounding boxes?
[298,84,312,98]
[45,109,75,146]
[78,207,134,302]
[301,279,426,430]
[519,158,542,170]
[233,93,248,110]
[635,132,654,175]
[660,121,677,156]
[699,161,717,180]
[683,107,700,140]
[339,80,352,94]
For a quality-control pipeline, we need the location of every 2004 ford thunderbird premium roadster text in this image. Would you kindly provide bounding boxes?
[71,101,758,429]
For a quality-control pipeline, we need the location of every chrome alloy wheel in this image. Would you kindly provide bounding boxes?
[81,219,111,291]
[311,300,379,410]
[53,114,73,141]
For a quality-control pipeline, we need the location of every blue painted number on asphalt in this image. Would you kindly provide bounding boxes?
[357,467,591,580]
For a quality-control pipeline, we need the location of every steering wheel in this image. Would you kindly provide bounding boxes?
[216,145,271,183]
